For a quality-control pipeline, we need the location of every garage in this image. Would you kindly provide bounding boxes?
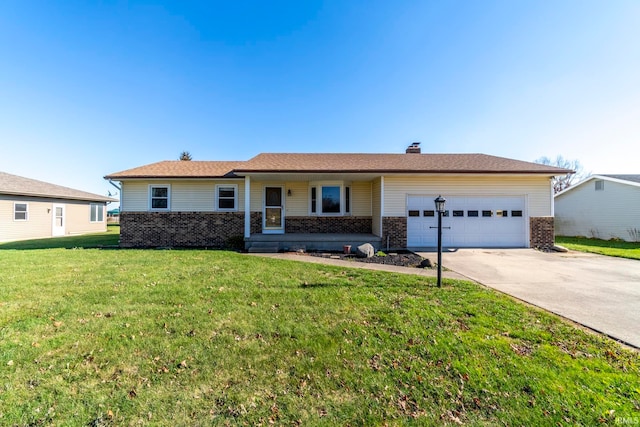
[407,196,527,248]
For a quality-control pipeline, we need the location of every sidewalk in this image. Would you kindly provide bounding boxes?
[247,252,467,281]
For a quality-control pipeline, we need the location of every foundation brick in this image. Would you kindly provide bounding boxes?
[285,216,372,234]
[530,216,555,250]
[120,212,245,248]
[382,217,407,249]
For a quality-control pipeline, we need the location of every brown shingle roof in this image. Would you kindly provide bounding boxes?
[104,153,571,179]
[0,171,116,202]
[104,161,245,179]
[237,153,571,174]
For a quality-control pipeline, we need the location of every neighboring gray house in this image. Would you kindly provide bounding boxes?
[105,144,570,251]
[0,172,116,242]
[555,174,640,242]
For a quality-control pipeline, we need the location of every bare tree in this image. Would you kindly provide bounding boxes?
[535,155,587,193]
[179,151,192,161]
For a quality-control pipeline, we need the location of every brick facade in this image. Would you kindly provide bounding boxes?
[285,216,372,234]
[250,212,262,234]
[120,212,245,248]
[382,216,407,249]
[530,216,555,250]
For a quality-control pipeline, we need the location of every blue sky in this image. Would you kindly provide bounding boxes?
[1,1,638,201]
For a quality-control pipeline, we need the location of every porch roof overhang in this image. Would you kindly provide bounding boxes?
[236,172,562,182]
[237,172,383,181]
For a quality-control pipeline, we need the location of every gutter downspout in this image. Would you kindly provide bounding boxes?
[108,179,122,208]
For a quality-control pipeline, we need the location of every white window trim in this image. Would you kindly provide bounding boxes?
[90,203,105,223]
[14,202,28,221]
[215,184,238,212]
[148,184,171,211]
[309,181,350,216]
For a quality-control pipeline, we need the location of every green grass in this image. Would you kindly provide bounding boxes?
[0,224,120,250]
[556,236,640,260]
[0,233,638,425]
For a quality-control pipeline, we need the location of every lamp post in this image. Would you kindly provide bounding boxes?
[434,195,446,288]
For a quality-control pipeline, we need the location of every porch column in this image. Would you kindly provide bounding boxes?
[380,176,385,236]
[244,176,251,238]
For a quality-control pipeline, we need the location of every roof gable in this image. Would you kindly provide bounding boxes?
[0,172,115,202]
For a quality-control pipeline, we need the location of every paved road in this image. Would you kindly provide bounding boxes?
[424,249,640,348]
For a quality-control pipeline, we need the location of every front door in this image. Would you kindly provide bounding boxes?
[263,186,284,234]
[52,204,65,236]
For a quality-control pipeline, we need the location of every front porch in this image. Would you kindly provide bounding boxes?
[246,233,383,253]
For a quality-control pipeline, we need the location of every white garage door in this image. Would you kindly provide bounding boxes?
[407,196,527,248]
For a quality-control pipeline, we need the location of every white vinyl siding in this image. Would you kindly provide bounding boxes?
[121,180,244,212]
[555,178,640,241]
[0,197,107,242]
[284,182,308,216]
[66,202,108,235]
[383,175,552,217]
[351,181,372,216]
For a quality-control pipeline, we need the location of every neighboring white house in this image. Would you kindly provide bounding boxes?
[0,171,116,242]
[555,174,640,241]
[105,144,570,251]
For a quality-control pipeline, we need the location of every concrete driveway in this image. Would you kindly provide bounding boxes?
[423,249,640,348]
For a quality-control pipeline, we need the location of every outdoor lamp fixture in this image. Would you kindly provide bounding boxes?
[287,189,292,197]
[434,195,446,288]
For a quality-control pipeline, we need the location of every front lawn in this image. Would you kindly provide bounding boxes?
[0,235,638,425]
[0,224,120,250]
[556,236,640,260]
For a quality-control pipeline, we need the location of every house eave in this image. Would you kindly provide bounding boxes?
[234,169,569,175]
[0,191,115,203]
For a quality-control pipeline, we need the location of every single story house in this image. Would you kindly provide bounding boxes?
[0,171,116,242]
[555,174,640,242]
[105,144,570,251]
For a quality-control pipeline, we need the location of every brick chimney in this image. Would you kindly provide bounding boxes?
[406,142,421,154]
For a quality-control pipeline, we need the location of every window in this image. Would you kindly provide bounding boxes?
[216,185,237,211]
[453,210,464,217]
[496,210,508,217]
[90,204,104,222]
[322,186,341,213]
[14,203,28,221]
[149,185,170,210]
[595,180,604,191]
[482,210,492,217]
[442,210,450,217]
[310,184,349,215]
[468,210,479,217]
[423,210,435,217]
[408,210,420,217]
[511,210,523,217]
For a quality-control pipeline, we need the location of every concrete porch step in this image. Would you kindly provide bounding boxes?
[247,242,280,253]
